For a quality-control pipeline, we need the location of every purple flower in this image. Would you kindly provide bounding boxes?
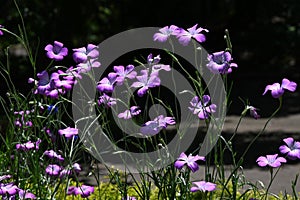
[131,69,161,97]
[147,54,171,73]
[246,106,260,119]
[147,54,161,65]
[97,73,118,93]
[16,139,41,151]
[0,25,4,36]
[59,168,71,178]
[140,120,162,136]
[72,163,82,173]
[33,71,64,98]
[206,51,238,74]
[0,183,19,196]
[43,150,64,161]
[118,106,141,119]
[68,185,94,198]
[190,181,217,192]
[76,58,101,74]
[98,93,117,107]
[177,24,209,46]
[279,137,300,160]
[153,25,180,42]
[45,41,68,61]
[45,164,61,176]
[58,127,78,139]
[72,44,99,63]
[110,65,137,85]
[18,189,36,199]
[174,152,205,172]
[0,175,11,182]
[140,115,175,136]
[256,154,287,168]
[263,78,297,98]
[188,95,217,120]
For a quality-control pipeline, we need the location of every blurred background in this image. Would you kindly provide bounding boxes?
[0,0,300,116]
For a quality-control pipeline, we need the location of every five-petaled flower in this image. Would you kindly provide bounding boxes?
[72,44,99,63]
[190,181,217,192]
[153,25,180,42]
[263,78,297,98]
[256,154,287,168]
[98,93,117,107]
[140,115,176,136]
[206,51,238,74]
[67,185,94,198]
[118,106,141,119]
[44,150,64,161]
[177,24,209,46]
[279,137,300,160]
[188,95,216,120]
[58,127,79,139]
[45,41,68,61]
[131,69,161,97]
[110,65,137,85]
[45,164,61,176]
[174,152,205,172]
[97,73,118,93]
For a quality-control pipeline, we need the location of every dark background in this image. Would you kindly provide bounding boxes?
[0,0,300,117]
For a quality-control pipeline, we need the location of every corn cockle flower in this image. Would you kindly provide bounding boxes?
[190,181,217,192]
[153,25,180,42]
[263,78,297,98]
[76,58,101,74]
[98,93,117,107]
[0,175,11,182]
[18,189,36,199]
[174,152,205,172]
[246,105,260,119]
[110,65,137,85]
[0,183,19,196]
[58,127,78,139]
[72,44,99,63]
[256,154,287,168]
[0,25,4,36]
[206,51,238,74]
[131,69,161,97]
[44,150,64,161]
[45,41,68,61]
[279,137,300,160]
[97,73,118,93]
[147,54,171,74]
[140,115,175,136]
[118,106,141,119]
[67,185,94,198]
[177,24,209,46]
[16,139,41,151]
[45,164,61,176]
[188,95,217,120]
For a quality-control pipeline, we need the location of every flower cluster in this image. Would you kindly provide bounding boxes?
[153,24,208,46]
[0,175,36,199]
[14,109,34,128]
[256,137,300,168]
[29,42,100,99]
